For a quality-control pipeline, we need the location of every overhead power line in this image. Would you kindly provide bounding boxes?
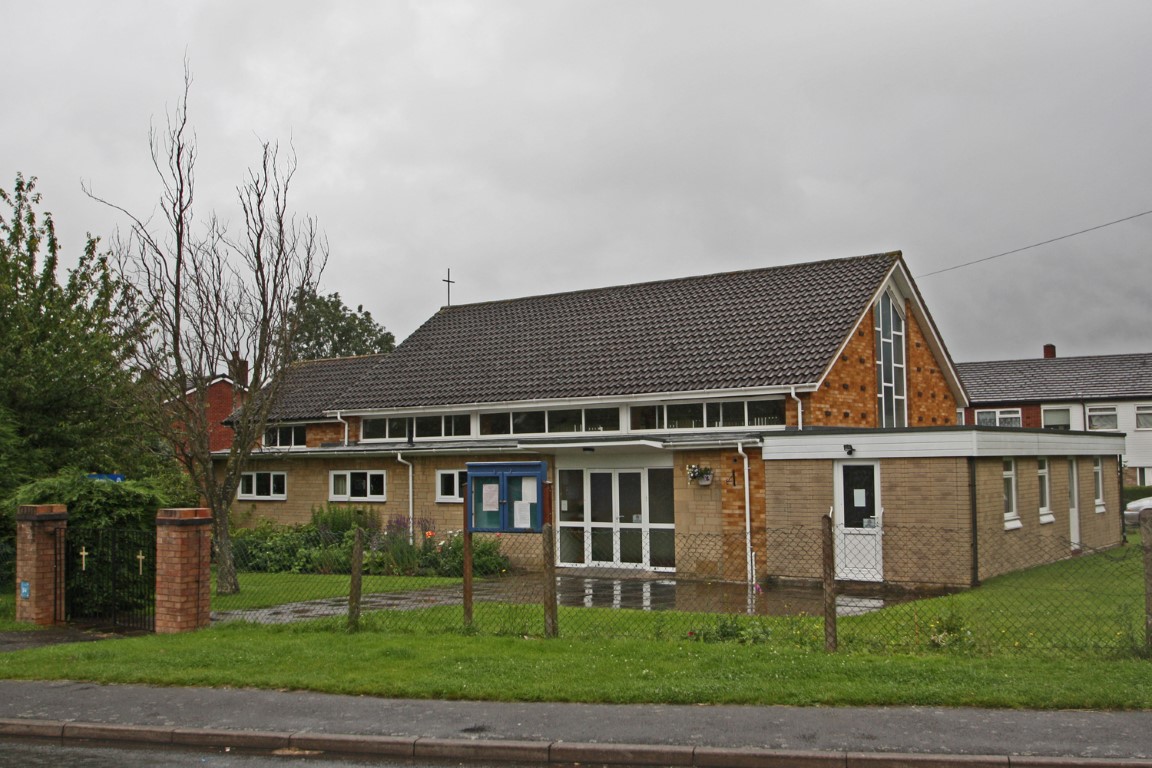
[916,208,1152,278]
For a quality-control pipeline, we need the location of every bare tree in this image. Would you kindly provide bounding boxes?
[88,69,326,593]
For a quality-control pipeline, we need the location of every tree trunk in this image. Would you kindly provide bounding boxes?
[213,513,240,595]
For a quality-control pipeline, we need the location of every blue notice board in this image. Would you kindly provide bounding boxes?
[466,461,548,533]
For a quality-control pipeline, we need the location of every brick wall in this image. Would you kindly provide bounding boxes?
[14,505,67,626]
[798,303,959,430]
[155,508,213,634]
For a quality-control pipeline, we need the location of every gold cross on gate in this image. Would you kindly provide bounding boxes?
[137,550,146,575]
[79,546,89,571]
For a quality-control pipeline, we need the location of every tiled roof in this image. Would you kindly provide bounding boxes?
[265,354,389,421]
[957,353,1152,404]
[330,252,901,410]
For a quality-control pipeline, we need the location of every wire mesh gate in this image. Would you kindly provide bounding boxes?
[56,527,156,631]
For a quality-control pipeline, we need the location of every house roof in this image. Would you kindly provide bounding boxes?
[957,352,1152,404]
[329,251,904,410]
[264,354,389,421]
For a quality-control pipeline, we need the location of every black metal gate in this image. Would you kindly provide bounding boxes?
[56,528,156,631]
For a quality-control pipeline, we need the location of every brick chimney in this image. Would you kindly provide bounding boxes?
[1043,343,1056,359]
[228,351,249,387]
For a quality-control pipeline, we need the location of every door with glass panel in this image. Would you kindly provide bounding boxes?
[557,467,675,570]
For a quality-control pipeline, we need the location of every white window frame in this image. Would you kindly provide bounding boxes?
[436,469,468,503]
[329,470,388,503]
[1042,407,1071,431]
[1093,457,1105,513]
[238,471,287,501]
[1136,405,1152,431]
[976,409,1022,428]
[1037,458,1054,524]
[1087,406,1118,431]
[1003,459,1020,530]
[875,290,907,428]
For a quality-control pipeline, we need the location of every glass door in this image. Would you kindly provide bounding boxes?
[557,467,675,570]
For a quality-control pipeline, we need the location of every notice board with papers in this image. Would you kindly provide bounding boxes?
[466,461,548,533]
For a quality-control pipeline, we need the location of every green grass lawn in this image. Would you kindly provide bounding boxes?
[1,537,1148,708]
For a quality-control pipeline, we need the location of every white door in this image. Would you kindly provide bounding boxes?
[1068,458,1081,551]
[834,462,883,582]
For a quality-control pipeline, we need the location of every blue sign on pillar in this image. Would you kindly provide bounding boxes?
[20,581,30,600]
[466,461,548,533]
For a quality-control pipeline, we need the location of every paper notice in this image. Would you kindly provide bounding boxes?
[514,500,532,528]
[482,483,499,512]
[853,489,866,508]
[521,477,537,504]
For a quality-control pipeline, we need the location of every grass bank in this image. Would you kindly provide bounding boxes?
[0,620,1149,708]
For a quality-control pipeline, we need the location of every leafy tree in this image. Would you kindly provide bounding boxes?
[0,174,148,498]
[91,68,327,594]
[291,288,394,360]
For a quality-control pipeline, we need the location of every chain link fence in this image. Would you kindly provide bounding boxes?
[211,517,1148,656]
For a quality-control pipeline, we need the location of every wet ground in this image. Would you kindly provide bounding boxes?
[0,625,124,653]
[212,572,926,625]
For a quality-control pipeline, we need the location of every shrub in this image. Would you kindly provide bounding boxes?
[310,505,381,535]
[688,615,773,645]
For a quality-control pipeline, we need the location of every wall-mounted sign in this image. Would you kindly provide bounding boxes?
[20,581,30,600]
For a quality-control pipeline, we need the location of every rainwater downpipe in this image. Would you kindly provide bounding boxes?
[737,442,753,586]
[396,452,414,545]
[334,411,348,446]
[790,386,804,430]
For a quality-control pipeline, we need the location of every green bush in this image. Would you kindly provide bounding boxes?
[310,505,381,535]
[1123,485,1152,506]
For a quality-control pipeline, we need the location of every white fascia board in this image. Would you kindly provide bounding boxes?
[762,429,1126,461]
[327,385,818,418]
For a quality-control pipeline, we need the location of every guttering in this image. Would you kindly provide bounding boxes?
[334,411,348,447]
[791,386,804,430]
[737,442,753,586]
[396,452,414,545]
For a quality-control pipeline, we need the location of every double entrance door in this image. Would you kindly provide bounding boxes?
[556,467,675,570]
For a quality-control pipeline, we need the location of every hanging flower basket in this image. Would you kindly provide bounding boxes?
[686,464,714,486]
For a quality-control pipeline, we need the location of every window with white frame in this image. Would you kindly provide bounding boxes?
[1068,458,1079,514]
[1087,406,1118,431]
[330,470,387,502]
[239,471,286,501]
[976,409,1022,427]
[436,469,469,502]
[874,291,906,428]
[1037,458,1053,524]
[956,409,965,425]
[1093,457,1105,512]
[1137,467,1151,486]
[1042,407,1071,430]
[1003,459,1020,530]
[264,425,307,448]
[1136,405,1152,430]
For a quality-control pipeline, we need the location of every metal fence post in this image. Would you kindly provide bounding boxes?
[463,511,474,629]
[822,512,837,653]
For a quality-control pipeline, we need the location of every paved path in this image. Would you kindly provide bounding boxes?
[2,680,1152,767]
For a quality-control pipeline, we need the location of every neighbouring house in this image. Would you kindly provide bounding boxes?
[958,346,1152,486]
[224,251,1125,589]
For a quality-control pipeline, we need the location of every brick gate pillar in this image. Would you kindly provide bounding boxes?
[14,505,67,626]
[155,508,213,634]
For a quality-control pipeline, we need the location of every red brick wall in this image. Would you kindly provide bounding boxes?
[204,379,241,453]
[155,508,213,634]
[14,505,67,626]
[904,302,959,426]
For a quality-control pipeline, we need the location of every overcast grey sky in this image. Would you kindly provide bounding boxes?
[3,1,1150,363]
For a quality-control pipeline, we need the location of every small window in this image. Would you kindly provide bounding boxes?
[1136,405,1152,431]
[480,412,511,435]
[511,410,546,434]
[977,409,1021,428]
[956,409,965,426]
[361,418,387,440]
[239,471,287,501]
[436,469,469,502]
[584,407,620,432]
[1093,457,1105,512]
[415,416,442,438]
[748,399,785,427]
[666,403,703,429]
[330,470,387,502]
[1087,407,1118,431]
[388,418,409,439]
[547,409,582,433]
[445,414,471,437]
[1038,458,1053,524]
[1003,459,1020,530]
[706,402,747,428]
[264,425,307,447]
[630,405,664,431]
[1042,408,1071,430]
